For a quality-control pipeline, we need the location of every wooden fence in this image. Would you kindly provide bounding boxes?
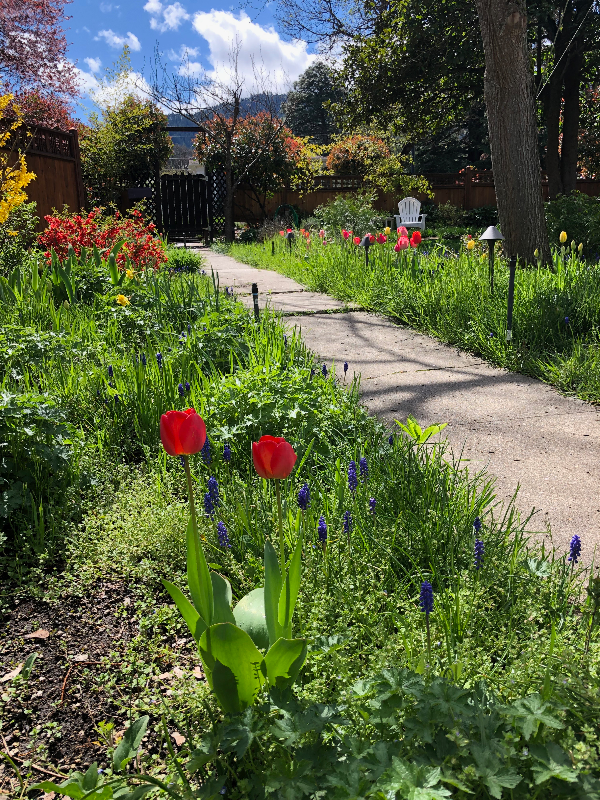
[3,126,86,230]
[234,168,600,222]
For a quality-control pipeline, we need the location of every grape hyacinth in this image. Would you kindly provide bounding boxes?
[568,534,581,565]
[322,363,328,378]
[207,476,220,506]
[420,581,434,615]
[141,353,146,367]
[359,456,368,482]
[343,511,352,534]
[474,539,485,570]
[388,434,394,446]
[201,438,211,465]
[344,361,348,376]
[185,381,191,393]
[473,517,482,534]
[107,365,113,378]
[187,323,192,334]
[297,483,310,511]
[204,492,215,518]
[178,383,185,397]
[223,443,232,463]
[217,521,231,548]
[310,367,316,379]
[156,352,163,368]
[318,516,327,544]
[348,461,358,493]
[369,497,376,514]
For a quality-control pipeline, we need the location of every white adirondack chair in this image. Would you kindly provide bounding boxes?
[394,197,426,232]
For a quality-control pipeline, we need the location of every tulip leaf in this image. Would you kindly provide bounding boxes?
[113,715,149,772]
[210,572,235,625]
[263,638,308,689]
[161,579,207,643]
[233,587,270,650]
[278,530,303,636]
[264,540,283,647]
[199,623,265,713]
[186,516,214,627]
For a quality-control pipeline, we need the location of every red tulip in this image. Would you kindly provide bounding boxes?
[286,228,293,233]
[376,233,386,244]
[160,408,207,456]
[411,231,422,246]
[397,236,409,250]
[342,229,350,240]
[353,236,361,245]
[279,230,285,236]
[252,435,297,480]
[369,234,376,244]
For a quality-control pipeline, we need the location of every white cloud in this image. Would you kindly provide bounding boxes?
[96,29,141,51]
[145,0,190,32]
[192,11,315,93]
[99,2,119,11]
[84,57,102,73]
[76,67,154,108]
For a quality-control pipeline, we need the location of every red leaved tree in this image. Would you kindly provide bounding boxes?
[0,0,78,103]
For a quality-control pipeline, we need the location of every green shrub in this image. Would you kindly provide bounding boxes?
[0,202,39,277]
[166,246,205,273]
[313,192,379,238]
[546,192,600,258]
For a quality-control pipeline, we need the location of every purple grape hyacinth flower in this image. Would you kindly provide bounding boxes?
[420,581,434,615]
[201,438,211,465]
[359,456,368,481]
[369,497,376,514]
[178,383,185,397]
[348,461,358,493]
[297,483,310,511]
[318,516,327,544]
[474,539,485,570]
[322,363,328,378]
[204,492,215,518]
[207,476,220,506]
[568,534,581,565]
[343,510,352,533]
[217,521,231,548]
[223,443,231,463]
[473,517,482,534]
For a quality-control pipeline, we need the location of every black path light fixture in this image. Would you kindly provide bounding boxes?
[285,230,294,254]
[479,225,504,294]
[359,234,372,268]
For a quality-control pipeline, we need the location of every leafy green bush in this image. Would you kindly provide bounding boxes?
[313,192,379,238]
[546,192,600,258]
[0,201,38,277]
[166,246,205,273]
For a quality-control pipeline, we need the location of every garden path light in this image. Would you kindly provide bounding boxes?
[479,225,504,294]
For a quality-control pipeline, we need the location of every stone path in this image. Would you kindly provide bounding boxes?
[204,248,600,555]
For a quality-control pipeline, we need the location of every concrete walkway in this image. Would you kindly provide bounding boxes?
[205,249,600,555]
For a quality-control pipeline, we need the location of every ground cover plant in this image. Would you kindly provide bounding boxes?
[229,221,600,405]
[0,218,599,799]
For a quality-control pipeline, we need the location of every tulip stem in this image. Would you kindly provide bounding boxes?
[183,455,198,534]
[275,480,285,574]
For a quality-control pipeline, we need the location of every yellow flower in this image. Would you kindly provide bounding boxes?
[126,268,135,280]
[384,226,391,235]
[467,240,475,250]
[534,248,539,258]
[578,243,583,253]
[559,231,567,243]
[116,294,130,306]
[7,230,18,236]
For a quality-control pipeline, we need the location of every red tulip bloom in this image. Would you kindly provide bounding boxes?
[411,231,422,246]
[279,230,285,236]
[160,408,207,456]
[397,236,409,250]
[252,436,297,480]
[286,228,293,233]
[397,226,408,237]
[369,234,376,244]
[342,229,350,240]
[353,236,361,245]
[376,233,386,244]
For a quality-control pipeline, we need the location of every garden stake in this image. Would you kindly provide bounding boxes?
[271,240,275,256]
[506,256,517,342]
[251,282,260,320]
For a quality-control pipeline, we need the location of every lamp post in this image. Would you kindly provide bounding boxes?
[359,234,371,268]
[285,230,294,254]
[479,226,504,294]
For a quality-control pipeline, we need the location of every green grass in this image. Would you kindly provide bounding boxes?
[1,243,599,799]
[229,236,600,405]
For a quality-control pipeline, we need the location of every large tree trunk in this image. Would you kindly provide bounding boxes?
[476,0,550,262]
[561,45,583,195]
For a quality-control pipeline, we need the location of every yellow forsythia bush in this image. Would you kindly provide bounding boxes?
[0,94,36,224]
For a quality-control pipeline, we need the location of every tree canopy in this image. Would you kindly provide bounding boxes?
[282,62,339,144]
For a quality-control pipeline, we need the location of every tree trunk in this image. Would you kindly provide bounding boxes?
[560,45,583,195]
[475,0,550,262]
[543,67,564,199]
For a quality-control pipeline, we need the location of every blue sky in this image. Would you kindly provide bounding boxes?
[68,0,317,120]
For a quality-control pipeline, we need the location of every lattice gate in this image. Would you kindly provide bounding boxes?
[208,172,227,238]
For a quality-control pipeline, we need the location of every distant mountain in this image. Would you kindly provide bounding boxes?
[166,94,287,148]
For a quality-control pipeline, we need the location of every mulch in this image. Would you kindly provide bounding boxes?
[0,582,145,796]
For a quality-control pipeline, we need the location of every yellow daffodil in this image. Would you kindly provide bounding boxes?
[559,231,567,243]
[467,240,475,250]
[126,268,135,280]
[116,294,130,306]
[7,230,18,236]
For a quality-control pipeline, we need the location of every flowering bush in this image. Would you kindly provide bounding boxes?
[0,94,36,225]
[38,208,166,271]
